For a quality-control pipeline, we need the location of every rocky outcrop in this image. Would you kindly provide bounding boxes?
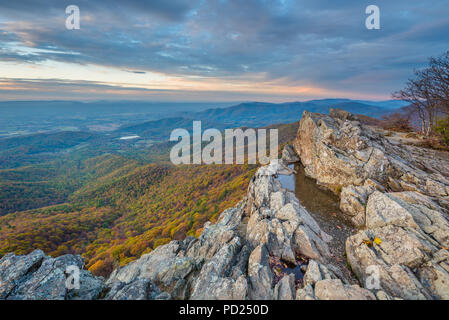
[0,250,104,300]
[293,108,449,226]
[295,259,375,300]
[105,199,249,300]
[0,154,369,300]
[2,109,448,300]
[294,109,449,300]
[105,158,353,300]
[281,144,300,164]
[346,191,449,300]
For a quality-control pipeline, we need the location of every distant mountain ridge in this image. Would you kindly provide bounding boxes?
[116,117,225,140]
[0,97,405,144]
[190,99,405,127]
[0,98,407,168]
[114,99,401,141]
[0,98,406,139]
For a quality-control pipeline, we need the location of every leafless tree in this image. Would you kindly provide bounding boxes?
[427,52,449,114]
[393,75,435,135]
[393,51,449,136]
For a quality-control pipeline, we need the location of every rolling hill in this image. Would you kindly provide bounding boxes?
[115,117,225,141]
[191,99,399,127]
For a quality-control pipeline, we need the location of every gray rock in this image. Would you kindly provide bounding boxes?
[0,250,46,299]
[303,259,335,286]
[296,284,316,300]
[67,269,105,300]
[365,191,419,229]
[274,274,295,300]
[106,240,195,289]
[105,279,162,300]
[248,245,273,300]
[281,144,300,164]
[339,185,368,227]
[329,108,356,121]
[155,292,172,300]
[1,251,103,300]
[294,110,449,202]
[293,110,449,300]
[190,236,246,300]
[314,279,375,300]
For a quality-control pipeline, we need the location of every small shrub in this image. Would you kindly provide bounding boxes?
[404,132,418,139]
[416,137,449,151]
[434,116,449,146]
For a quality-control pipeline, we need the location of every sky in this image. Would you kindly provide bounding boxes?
[0,0,448,102]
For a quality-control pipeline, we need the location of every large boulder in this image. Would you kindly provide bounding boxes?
[105,278,167,300]
[293,110,390,193]
[0,250,104,300]
[106,200,250,300]
[293,109,449,300]
[313,279,376,300]
[346,191,449,300]
[248,244,274,300]
[281,144,300,164]
[293,109,449,226]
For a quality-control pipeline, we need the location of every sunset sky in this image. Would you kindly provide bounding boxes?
[0,0,448,102]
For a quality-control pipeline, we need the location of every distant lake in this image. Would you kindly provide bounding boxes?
[119,135,140,140]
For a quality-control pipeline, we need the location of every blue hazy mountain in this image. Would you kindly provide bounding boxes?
[353,100,410,109]
[190,99,403,127]
[0,98,405,169]
[0,98,404,142]
[0,101,232,138]
[114,99,403,139]
[115,117,225,141]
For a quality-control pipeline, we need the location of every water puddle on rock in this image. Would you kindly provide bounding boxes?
[278,163,357,282]
[269,254,308,289]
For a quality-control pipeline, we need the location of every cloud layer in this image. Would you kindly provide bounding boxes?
[0,0,448,101]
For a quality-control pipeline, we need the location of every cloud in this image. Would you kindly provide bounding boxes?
[0,0,448,100]
[125,70,147,74]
